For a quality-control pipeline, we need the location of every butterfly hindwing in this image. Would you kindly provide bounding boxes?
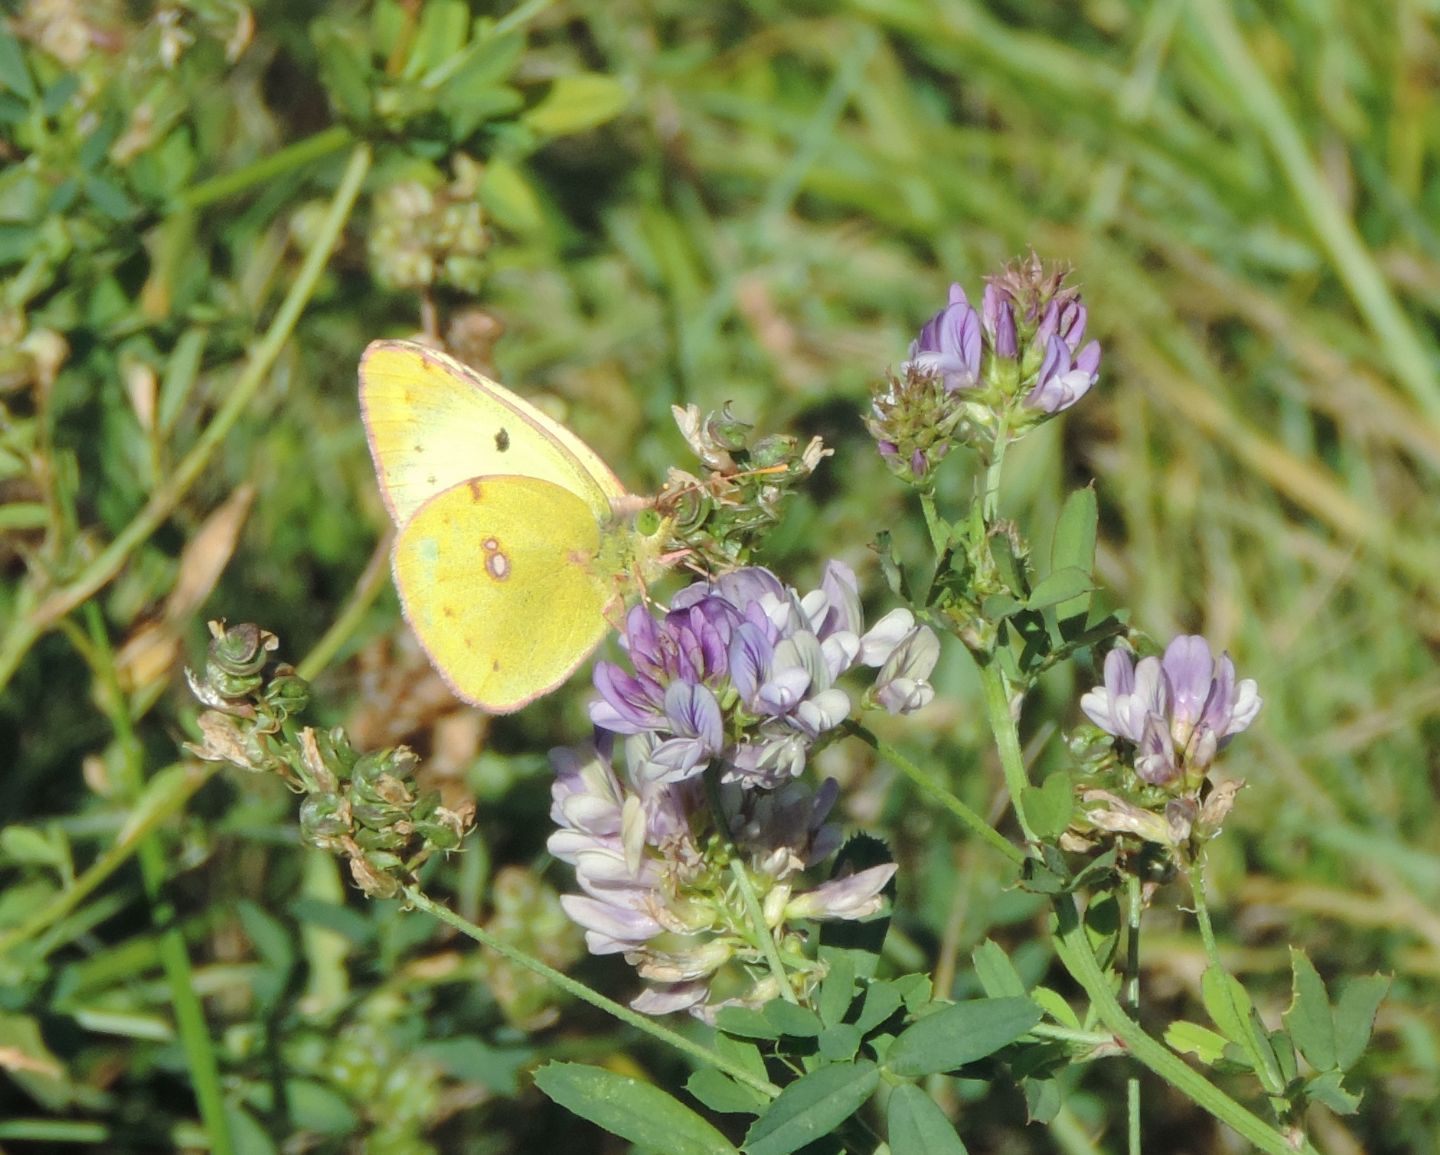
[391,474,615,713]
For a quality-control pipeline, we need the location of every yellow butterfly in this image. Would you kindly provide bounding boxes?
[359,339,671,713]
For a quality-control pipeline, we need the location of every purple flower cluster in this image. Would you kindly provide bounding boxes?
[904,275,1101,417]
[548,562,934,1016]
[1080,635,1261,788]
[872,257,1102,481]
[591,562,938,789]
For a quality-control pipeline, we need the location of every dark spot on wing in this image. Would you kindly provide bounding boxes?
[495,427,510,452]
[467,479,484,500]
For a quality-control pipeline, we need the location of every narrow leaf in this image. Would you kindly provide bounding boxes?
[1333,974,1389,1071]
[716,1007,781,1040]
[884,998,1041,1078]
[1305,1070,1362,1115]
[887,1082,969,1155]
[971,940,1027,999]
[1026,567,1094,611]
[534,1063,739,1155]
[742,1060,879,1155]
[686,1069,769,1116]
[1201,966,1255,1049]
[524,73,632,136]
[763,1000,822,1038]
[1020,771,1073,840]
[1049,486,1098,573]
[817,949,857,1027]
[1283,949,1336,1072]
[1165,1020,1230,1066]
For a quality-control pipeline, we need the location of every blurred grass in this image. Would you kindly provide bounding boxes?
[2,0,1439,1150]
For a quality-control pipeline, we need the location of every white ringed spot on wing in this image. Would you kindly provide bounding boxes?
[482,536,510,581]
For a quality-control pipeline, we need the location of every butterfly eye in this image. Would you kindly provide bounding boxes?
[634,508,662,537]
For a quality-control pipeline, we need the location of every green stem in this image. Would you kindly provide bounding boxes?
[177,126,354,210]
[848,725,1024,867]
[1051,898,1318,1155]
[0,144,373,695]
[978,661,1036,845]
[1188,857,1287,1100]
[81,605,233,1155]
[296,528,395,683]
[402,886,780,1098]
[983,424,1008,521]
[703,769,799,1004]
[1126,872,1143,1155]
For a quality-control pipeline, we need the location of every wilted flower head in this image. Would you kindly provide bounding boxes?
[592,561,938,789]
[1080,635,1261,789]
[869,256,1102,475]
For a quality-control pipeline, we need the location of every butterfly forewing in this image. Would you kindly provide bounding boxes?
[360,339,627,527]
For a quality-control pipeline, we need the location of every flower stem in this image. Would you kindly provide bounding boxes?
[1188,856,1287,1100]
[848,725,1024,867]
[703,769,800,1003]
[402,886,780,1098]
[1125,872,1143,1155]
[1051,897,1317,1155]
[978,661,1036,845]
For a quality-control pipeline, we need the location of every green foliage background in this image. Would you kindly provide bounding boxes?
[1,0,1437,1150]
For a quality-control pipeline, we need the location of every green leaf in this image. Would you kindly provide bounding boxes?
[0,825,66,868]
[1283,949,1336,1072]
[0,28,35,102]
[886,1082,969,1155]
[853,981,904,1035]
[1023,1075,1062,1124]
[534,1063,739,1155]
[480,156,545,233]
[416,1038,530,1094]
[311,19,373,123]
[1304,1069,1362,1115]
[715,1033,770,1085]
[1025,567,1093,611]
[1333,974,1389,1071]
[971,940,1027,999]
[1201,966,1256,1050]
[817,949,857,1026]
[1165,1020,1230,1065]
[1020,771,1073,840]
[1030,987,1079,1031]
[284,1079,358,1135]
[742,1060,879,1155]
[884,998,1041,1078]
[404,0,471,79]
[523,73,632,136]
[764,1000,822,1038]
[988,533,1028,597]
[1049,486,1098,574]
[715,1006,781,1040]
[817,1024,862,1063]
[685,1068,769,1116]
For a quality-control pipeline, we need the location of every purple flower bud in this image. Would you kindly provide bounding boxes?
[1024,334,1100,414]
[785,863,897,920]
[904,283,983,391]
[983,283,1018,358]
